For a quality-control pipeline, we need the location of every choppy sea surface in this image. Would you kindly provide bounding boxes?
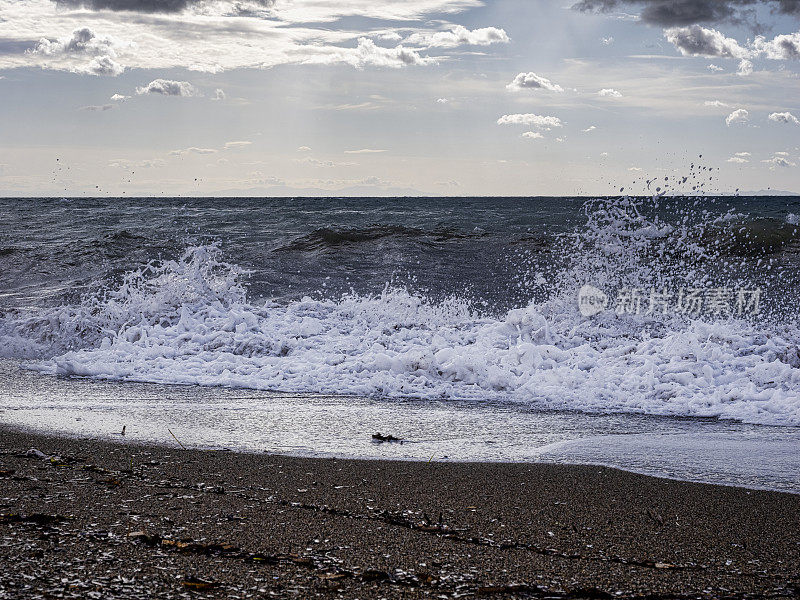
[1,189,799,492]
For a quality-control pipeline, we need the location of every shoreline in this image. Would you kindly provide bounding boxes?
[3,420,799,496]
[1,425,799,598]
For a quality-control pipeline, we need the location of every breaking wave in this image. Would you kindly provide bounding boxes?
[2,195,799,426]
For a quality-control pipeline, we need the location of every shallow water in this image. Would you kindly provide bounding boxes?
[3,359,797,493]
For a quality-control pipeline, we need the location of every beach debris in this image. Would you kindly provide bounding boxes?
[645,508,665,526]
[24,448,65,463]
[244,553,279,564]
[181,575,220,590]
[359,569,391,582]
[476,583,544,595]
[163,539,240,555]
[0,513,69,527]
[371,432,403,443]
[82,463,112,474]
[128,530,245,557]
[21,448,76,466]
[25,448,49,459]
[317,571,350,581]
[127,531,161,546]
[168,428,186,449]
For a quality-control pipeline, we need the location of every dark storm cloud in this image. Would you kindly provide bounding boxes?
[774,0,800,16]
[55,0,196,12]
[53,0,275,14]
[572,0,800,27]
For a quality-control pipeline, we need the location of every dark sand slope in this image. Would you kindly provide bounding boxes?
[0,427,798,599]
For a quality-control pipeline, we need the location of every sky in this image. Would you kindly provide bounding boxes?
[0,0,798,197]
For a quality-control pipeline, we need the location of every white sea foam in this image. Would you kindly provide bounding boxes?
[9,245,797,426]
[4,197,800,426]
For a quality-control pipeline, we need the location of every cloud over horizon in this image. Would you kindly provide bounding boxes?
[506,72,564,92]
[404,25,509,49]
[136,79,197,96]
[726,108,749,126]
[769,111,800,124]
[497,113,563,129]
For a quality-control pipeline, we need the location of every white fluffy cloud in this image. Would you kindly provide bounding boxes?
[344,38,434,68]
[497,114,563,130]
[725,108,749,126]
[704,100,730,108]
[27,26,125,75]
[582,125,597,133]
[93,55,125,76]
[136,79,198,96]
[753,32,800,60]
[506,72,564,92]
[665,25,800,67]
[769,112,800,125]
[404,25,509,49]
[521,131,544,139]
[169,147,218,156]
[762,155,797,168]
[664,25,749,59]
[598,88,623,97]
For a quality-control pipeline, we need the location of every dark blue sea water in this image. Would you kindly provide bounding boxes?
[2,195,799,309]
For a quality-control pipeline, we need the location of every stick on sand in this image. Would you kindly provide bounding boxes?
[168,428,186,450]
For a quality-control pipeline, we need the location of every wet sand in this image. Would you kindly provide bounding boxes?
[1,425,798,599]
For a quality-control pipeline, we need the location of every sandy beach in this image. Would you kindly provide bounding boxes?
[1,425,798,599]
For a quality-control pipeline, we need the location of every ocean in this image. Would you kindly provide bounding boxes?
[1,192,799,492]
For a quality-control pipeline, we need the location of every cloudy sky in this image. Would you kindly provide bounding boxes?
[0,0,798,196]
